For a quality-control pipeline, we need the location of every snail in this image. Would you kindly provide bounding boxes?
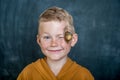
[64,31,73,42]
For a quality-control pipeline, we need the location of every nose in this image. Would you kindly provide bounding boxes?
[50,38,58,47]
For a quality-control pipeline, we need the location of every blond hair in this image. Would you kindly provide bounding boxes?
[38,6,75,33]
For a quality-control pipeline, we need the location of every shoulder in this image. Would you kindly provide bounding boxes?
[70,60,94,80]
[23,59,41,70]
[75,63,91,74]
[71,60,94,80]
[17,59,42,80]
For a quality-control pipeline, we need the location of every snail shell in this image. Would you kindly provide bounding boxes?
[64,31,73,42]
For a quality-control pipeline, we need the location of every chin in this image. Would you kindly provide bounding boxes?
[48,55,67,61]
[49,57,62,61]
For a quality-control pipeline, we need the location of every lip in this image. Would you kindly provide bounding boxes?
[48,49,63,53]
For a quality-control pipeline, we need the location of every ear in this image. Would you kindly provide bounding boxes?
[71,33,78,47]
[37,35,41,46]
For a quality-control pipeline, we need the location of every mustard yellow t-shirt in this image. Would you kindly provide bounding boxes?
[17,57,94,80]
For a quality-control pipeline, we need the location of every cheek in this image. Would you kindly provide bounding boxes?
[61,42,71,50]
[64,45,71,54]
[40,42,48,50]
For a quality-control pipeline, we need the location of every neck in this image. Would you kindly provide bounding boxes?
[46,57,68,76]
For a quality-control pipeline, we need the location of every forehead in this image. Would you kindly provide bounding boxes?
[39,21,68,34]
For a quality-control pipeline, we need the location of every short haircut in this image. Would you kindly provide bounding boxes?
[38,6,75,33]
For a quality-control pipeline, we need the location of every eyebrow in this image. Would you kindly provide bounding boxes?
[41,33,64,37]
[57,34,64,36]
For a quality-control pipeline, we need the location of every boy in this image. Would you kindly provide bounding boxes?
[17,6,94,80]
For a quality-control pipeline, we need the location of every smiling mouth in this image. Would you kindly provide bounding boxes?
[48,49,63,52]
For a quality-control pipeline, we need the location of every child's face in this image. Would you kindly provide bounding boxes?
[37,21,77,61]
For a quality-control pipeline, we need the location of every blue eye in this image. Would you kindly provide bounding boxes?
[43,36,51,39]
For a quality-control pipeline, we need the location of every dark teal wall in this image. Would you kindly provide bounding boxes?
[0,0,120,80]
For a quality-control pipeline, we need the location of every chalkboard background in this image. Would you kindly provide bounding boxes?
[0,0,120,80]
